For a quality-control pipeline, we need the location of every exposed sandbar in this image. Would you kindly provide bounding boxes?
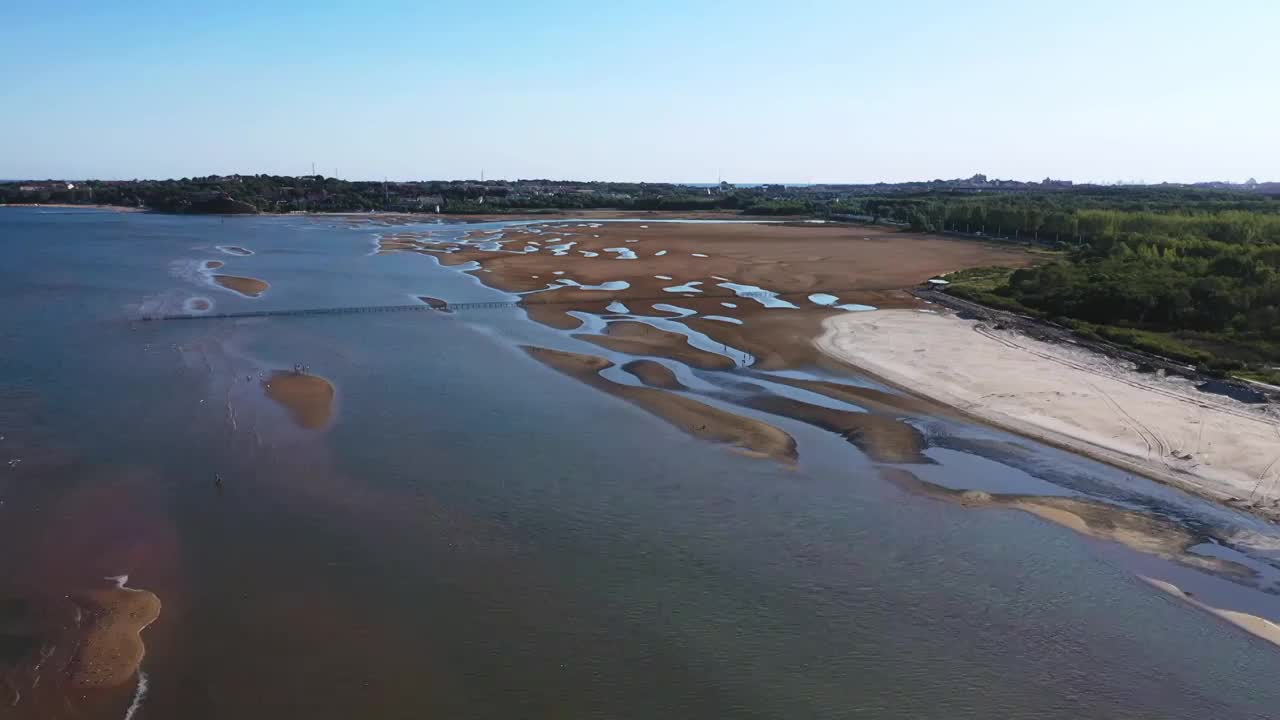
[738,394,931,463]
[263,371,335,429]
[1141,576,1280,649]
[878,467,1253,580]
[622,360,686,390]
[70,587,161,688]
[574,321,735,371]
[213,274,269,298]
[524,346,795,462]
[416,296,451,312]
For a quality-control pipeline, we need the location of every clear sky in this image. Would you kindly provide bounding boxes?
[1,0,1274,183]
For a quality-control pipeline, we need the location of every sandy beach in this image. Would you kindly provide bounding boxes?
[818,309,1280,515]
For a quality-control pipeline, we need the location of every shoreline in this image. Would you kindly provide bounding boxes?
[816,309,1280,523]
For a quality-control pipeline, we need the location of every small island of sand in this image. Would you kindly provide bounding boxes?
[213,274,270,298]
[263,371,336,429]
[70,586,161,689]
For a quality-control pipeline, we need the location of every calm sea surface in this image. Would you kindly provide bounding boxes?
[3,208,1280,719]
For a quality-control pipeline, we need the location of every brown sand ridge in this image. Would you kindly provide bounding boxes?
[525,346,796,462]
[878,467,1254,580]
[263,371,336,429]
[622,360,686,390]
[70,587,162,688]
[213,274,270,298]
[758,373,953,417]
[575,321,736,370]
[738,395,931,463]
[427,221,1031,296]
[416,295,451,312]
[525,301,593,330]
[203,260,224,270]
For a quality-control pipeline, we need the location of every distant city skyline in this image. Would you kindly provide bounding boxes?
[2,1,1276,183]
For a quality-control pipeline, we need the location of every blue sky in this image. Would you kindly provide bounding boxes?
[1,0,1274,183]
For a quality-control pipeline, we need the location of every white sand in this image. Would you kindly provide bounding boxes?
[817,310,1280,511]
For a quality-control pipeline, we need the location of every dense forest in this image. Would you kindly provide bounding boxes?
[922,199,1280,383]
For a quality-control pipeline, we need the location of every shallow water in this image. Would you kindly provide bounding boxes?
[3,209,1280,719]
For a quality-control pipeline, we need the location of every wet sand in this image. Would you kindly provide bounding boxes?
[622,360,686,390]
[380,219,1031,373]
[213,274,270,298]
[203,260,224,270]
[821,310,1280,518]
[757,373,953,417]
[427,221,1031,299]
[263,371,336,429]
[525,346,796,462]
[1142,577,1280,649]
[216,245,254,256]
[575,321,736,370]
[416,295,451,312]
[71,586,162,688]
[878,468,1254,581]
[738,395,931,463]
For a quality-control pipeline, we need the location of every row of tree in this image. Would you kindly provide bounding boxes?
[859,197,1280,246]
[985,224,1278,373]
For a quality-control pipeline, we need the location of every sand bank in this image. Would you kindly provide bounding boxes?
[879,468,1252,579]
[739,395,930,463]
[70,586,161,688]
[525,346,796,462]
[622,360,686,389]
[380,219,1032,371]
[1141,576,1280,649]
[263,371,335,429]
[416,295,451,312]
[820,310,1280,515]
[213,274,269,298]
